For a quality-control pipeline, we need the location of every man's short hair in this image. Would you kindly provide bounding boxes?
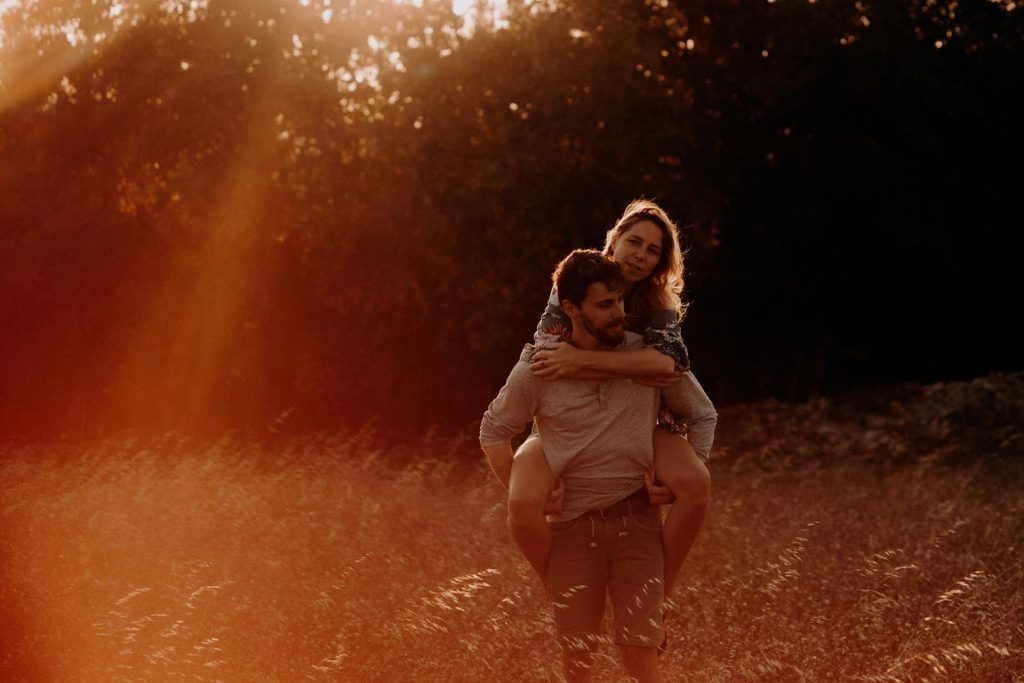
[553,249,625,308]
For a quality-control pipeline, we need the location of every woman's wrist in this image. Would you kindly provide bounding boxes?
[576,349,595,372]
[577,349,610,372]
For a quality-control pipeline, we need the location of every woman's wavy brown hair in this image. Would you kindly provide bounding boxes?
[601,198,686,325]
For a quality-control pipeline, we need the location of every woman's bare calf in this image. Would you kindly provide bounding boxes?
[652,427,711,595]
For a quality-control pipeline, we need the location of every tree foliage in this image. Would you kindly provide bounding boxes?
[1,0,1022,439]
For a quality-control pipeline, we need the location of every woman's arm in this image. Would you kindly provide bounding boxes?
[530,308,688,380]
[643,309,690,373]
[530,343,677,379]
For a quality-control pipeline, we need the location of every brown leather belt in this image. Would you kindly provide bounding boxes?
[585,487,650,520]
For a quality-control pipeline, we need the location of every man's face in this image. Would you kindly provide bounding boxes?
[577,281,627,347]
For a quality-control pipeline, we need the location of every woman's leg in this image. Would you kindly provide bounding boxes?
[653,427,711,595]
[508,436,557,581]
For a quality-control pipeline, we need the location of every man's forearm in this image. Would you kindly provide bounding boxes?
[685,411,718,462]
[661,371,718,460]
[481,443,515,489]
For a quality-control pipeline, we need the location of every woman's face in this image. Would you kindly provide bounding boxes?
[610,220,664,285]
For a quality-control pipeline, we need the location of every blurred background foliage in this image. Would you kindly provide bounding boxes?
[1,0,1022,440]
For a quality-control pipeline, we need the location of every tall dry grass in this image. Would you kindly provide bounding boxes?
[1,374,1022,681]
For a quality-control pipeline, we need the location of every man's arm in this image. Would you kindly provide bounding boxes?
[660,371,718,461]
[479,360,539,485]
[481,443,515,489]
[480,363,555,582]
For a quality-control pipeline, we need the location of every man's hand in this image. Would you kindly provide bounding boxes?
[530,342,582,379]
[632,372,685,388]
[644,469,676,505]
[543,478,565,515]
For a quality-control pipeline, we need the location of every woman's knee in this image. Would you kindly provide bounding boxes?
[672,469,711,506]
[657,452,711,504]
[685,463,712,505]
[507,490,546,525]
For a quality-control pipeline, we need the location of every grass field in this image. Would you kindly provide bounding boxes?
[2,374,1022,681]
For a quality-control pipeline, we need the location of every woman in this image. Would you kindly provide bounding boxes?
[508,198,717,596]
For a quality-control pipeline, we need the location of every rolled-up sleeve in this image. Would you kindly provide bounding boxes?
[643,309,690,372]
[660,371,717,462]
[480,362,540,447]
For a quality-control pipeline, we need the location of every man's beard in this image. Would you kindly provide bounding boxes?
[581,313,626,347]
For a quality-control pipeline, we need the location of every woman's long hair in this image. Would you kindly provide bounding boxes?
[602,199,686,327]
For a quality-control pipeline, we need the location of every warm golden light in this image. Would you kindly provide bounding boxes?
[2,0,1022,676]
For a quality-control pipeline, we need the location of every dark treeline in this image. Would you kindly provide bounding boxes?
[1,0,1022,441]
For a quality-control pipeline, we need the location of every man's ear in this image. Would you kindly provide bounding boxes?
[560,299,579,320]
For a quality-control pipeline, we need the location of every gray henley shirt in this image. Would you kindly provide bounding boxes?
[480,332,663,522]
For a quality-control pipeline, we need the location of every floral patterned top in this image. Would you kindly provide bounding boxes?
[533,287,690,372]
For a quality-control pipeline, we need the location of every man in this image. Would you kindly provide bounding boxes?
[479,249,669,683]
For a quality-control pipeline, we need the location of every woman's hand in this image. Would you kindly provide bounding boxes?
[530,342,584,379]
